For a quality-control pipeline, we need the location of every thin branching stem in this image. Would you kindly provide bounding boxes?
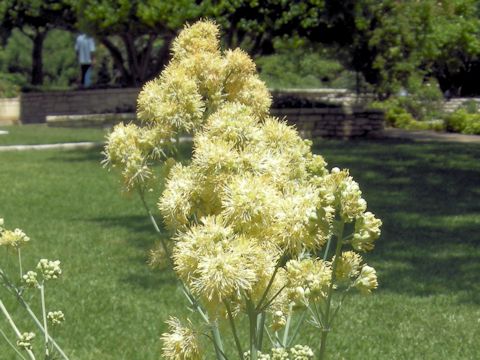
[255,266,279,312]
[1,267,68,359]
[246,298,258,360]
[224,301,244,359]
[0,299,36,360]
[318,221,345,360]
[331,288,351,324]
[0,326,27,360]
[204,333,230,360]
[322,237,333,261]
[286,309,308,348]
[17,248,23,280]
[137,188,227,359]
[39,283,49,358]
[259,285,286,313]
[282,304,293,346]
[257,311,266,352]
[263,325,275,346]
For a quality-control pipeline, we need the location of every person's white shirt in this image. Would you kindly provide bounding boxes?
[75,34,95,64]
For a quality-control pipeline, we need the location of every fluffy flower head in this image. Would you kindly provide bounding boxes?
[161,317,201,360]
[355,265,378,294]
[0,228,30,248]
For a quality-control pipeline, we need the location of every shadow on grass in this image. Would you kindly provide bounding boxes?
[122,268,178,289]
[315,138,480,303]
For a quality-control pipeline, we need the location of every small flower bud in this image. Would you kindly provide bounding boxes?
[37,259,62,280]
[17,332,35,351]
[47,310,65,326]
[23,271,38,288]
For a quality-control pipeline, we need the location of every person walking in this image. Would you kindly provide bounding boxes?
[75,33,95,88]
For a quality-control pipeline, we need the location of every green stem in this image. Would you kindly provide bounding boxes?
[212,322,226,360]
[40,283,49,358]
[255,266,279,312]
[258,285,286,312]
[0,300,36,360]
[0,326,27,360]
[137,189,174,268]
[263,325,275,347]
[331,288,351,324]
[286,309,308,348]
[247,299,258,360]
[137,189,226,358]
[282,304,293,346]
[257,311,266,352]
[204,333,230,360]
[322,236,333,261]
[318,221,345,360]
[224,301,244,359]
[18,248,23,280]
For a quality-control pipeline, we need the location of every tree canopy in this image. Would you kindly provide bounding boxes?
[1,0,480,96]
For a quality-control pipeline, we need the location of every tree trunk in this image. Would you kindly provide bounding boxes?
[31,30,46,85]
[101,37,130,86]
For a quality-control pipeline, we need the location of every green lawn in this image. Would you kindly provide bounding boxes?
[0,131,479,359]
[0,124,107,146]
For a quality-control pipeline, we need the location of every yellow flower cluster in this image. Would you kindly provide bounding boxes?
[0,220,30,248]
[245,345,315,360]
[104,20,272,191]
[285,258,332,306]
[161,317,201,360]
[47,310,65,326]
[37,259,62,281]
[17,332,35,351]
[151,18,381,323]
[111,20,383,359]
[103,123,173,191]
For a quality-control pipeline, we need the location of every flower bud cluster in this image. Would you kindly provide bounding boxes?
[245,345,314,360]
[285,259,332,305]
[354,265,378,294]
[47,310,65,326]
[17,332,35,351]
[0,226,30,249]
[37,259,61,280]
[23,271,39,288]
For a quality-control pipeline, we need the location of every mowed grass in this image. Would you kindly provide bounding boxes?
[0,128,479,359]
[0,124,107,145]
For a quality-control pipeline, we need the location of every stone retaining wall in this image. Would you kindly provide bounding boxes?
[20,88,138,124]
[44,107,384,139]
[18,88,384,138]
[443,97,480,113]
[271,107,384,138]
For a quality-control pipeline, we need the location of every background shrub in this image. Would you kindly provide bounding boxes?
[445,109,480,134]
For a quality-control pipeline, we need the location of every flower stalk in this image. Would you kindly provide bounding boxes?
[0,299,36,360]
[318,221,345,360]
[39,283,49,358]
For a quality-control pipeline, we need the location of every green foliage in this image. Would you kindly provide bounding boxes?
[73,0,202,85]
[257,38,354,89]
[371,76,446,130]
[371,101,421,130]
[459,99,479,114]
[0,29,78,89]
[445,109,480,135]
[0,73,23,97]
